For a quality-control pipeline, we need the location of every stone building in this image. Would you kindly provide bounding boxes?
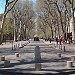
[0,14,3,29]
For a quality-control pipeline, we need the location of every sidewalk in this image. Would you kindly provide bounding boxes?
[44,40,75,51]
[0,41,29,48]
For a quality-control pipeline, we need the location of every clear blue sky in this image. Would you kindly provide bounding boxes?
[32,0,36,3]
[0,0,36,14]
[0,0,6,14]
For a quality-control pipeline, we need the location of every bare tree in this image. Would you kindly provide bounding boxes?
[0,0,18,44]
[10,1,35,40]
[38,0,72,39]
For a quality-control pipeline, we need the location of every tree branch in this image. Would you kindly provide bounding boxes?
[5,0,18,15]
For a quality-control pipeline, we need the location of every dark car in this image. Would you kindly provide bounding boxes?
[34,35,39,41]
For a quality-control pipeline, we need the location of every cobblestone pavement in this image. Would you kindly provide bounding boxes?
[0,40,75,75]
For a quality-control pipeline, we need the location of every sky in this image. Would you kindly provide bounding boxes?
[0,0,6,14]
[0,0,75,15]
[0,0,36,14]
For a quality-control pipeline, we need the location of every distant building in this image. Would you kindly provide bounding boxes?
[0,14,3,29]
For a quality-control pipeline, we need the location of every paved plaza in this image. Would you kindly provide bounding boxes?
[0,40,75,75]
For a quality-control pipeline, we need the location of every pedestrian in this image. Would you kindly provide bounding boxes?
[59,35,62,45]
[49,38,51,43]
[56,36,58,45]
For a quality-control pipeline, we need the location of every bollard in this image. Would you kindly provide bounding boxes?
[67,61,73,68]
[15,53,19,57]
[57,53,61,58]
[4,60,10,67]
[35,46,41,61]
[1,56,5,61]
[35,46,41,71]
[64,46,66,52]
[35,63,41,71]
[71,56,75,61]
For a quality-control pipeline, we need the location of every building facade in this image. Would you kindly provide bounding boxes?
[0,14,3,29]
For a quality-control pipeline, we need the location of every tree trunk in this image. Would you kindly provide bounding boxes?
[24,28,26,39]
[54,28,57,38]
[43,30,47,39]
[50,25,54,39]
[28,29,30,38]
[60,13,64,35]
[57,18,60,38]
[0,0,18,44]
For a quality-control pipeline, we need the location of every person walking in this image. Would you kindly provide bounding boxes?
[59,35,62,45]
[49,38,51,43]
[56,36,58,46]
